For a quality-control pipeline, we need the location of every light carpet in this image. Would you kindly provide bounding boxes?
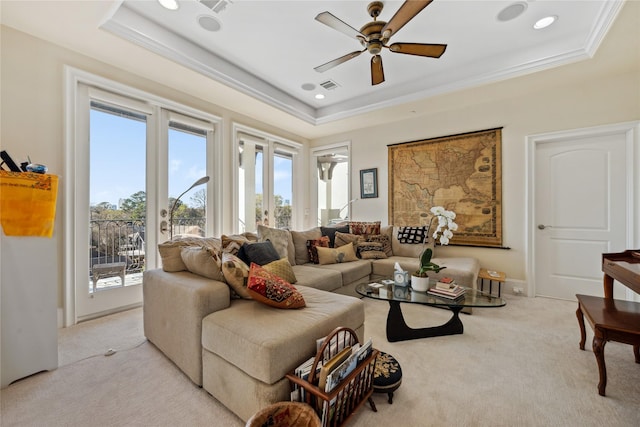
[1,295,639,427]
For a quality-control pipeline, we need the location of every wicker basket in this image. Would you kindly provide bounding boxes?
[245,401,321,427]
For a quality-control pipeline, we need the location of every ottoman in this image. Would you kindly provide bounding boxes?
[201,286,365,422]
[373,351,402,404]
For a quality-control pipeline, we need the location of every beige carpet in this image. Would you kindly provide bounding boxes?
[1,295,639,426]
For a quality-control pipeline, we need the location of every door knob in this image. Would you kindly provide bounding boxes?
[537,224,552,230]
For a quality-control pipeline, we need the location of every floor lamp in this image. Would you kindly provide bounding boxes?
[169,176,210,239]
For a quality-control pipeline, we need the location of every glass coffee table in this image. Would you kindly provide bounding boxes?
[356,281,506,342]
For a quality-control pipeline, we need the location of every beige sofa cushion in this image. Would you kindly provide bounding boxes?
[158,236,222,272]
[290,227,322,265]
[257,225,296,266]
[180,246,224,281]
[201,286,365,385]
[312,259,372,286]
[292,265,342,292]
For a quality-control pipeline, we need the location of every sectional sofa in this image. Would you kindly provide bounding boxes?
[143,224,479,421]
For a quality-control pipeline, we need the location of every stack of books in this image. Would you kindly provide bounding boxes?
[427,277,466,300]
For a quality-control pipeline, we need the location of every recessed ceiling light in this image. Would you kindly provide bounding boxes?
[301,83,316,91]
[198,15,221,32]
[158,0,179,11]
[315,94,325,100]
[534,15,558,30]
[497,2,528,22]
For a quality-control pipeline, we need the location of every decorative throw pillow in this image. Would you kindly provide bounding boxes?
[320,225,350,248]
[158,236,222,272]
[316,242,359,265]
[366,234,393,257]
[220,252,252,299]
[356,241,387,260]
[221,234,251,255]
[257,225,295,265]
[237,241,281,266]
[263,258,297,284]
[306,236,330,264]
[291,227,322,264]
[334,231,365,248]
[349,221,381,237]
[247,263,305,309]
[397,226,429,244]
[180,246,225,281]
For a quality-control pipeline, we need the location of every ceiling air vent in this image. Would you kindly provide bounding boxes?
[199,0,233,14]
[319,80,340,90]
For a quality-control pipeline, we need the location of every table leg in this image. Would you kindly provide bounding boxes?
[592,336,607,396]
[576,304,586,350]
[386,300,464,342]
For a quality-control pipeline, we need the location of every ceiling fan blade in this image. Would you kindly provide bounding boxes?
[388,43,447,58]
[315,11,365,41]
[314,50,365,73]
[371,55,385,86]
[381,0,433,39]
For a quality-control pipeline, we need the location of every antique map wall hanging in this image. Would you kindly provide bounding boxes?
[388,128,502,247]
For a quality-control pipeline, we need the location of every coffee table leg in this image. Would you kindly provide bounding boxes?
[386,300,464,342]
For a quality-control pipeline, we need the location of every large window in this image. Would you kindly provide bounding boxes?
[312,144,351,226]
[235,125,300,232]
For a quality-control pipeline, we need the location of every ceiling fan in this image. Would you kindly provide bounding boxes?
[314,0,447,86]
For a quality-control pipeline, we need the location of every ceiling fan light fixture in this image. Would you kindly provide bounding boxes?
[158,0,179,11]
[534,15,558,30]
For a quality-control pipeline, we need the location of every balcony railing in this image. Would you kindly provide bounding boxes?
[89,217,204,291]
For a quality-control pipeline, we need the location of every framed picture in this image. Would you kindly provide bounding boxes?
[360,168,378,199]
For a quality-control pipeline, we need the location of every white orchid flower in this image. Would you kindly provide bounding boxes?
[427,206,458,246]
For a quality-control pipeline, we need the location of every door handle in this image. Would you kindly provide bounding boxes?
[160,220,168,233]
[537,224,553,230]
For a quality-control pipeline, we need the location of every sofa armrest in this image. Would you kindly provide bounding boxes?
[143,269,231,385]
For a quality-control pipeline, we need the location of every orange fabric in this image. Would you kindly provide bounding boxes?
[0,171,58,237]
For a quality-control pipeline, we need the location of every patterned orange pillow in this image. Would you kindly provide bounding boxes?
[349,221,381,236]
[247,263,306,309]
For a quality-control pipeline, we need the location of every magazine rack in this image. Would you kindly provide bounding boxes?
[286,327,378,427]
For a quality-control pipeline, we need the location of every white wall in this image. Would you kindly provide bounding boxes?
[309,5,640,284]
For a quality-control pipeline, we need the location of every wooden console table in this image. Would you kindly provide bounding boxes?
[575,249,640,396]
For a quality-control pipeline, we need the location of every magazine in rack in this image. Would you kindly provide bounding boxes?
[287,327,378,427]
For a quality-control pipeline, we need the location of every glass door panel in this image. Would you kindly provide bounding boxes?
[168,123,207,237]
[273,152,293,229]
[89,103,147,294]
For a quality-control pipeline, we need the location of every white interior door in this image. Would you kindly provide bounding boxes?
[532,125,634,300]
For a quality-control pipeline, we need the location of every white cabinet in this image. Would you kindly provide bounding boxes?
[1,236,58,388]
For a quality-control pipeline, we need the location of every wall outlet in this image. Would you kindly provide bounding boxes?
[513,287,523,295]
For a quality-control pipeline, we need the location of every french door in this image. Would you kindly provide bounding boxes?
[68,77,217,323]
[234,124,301,233]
